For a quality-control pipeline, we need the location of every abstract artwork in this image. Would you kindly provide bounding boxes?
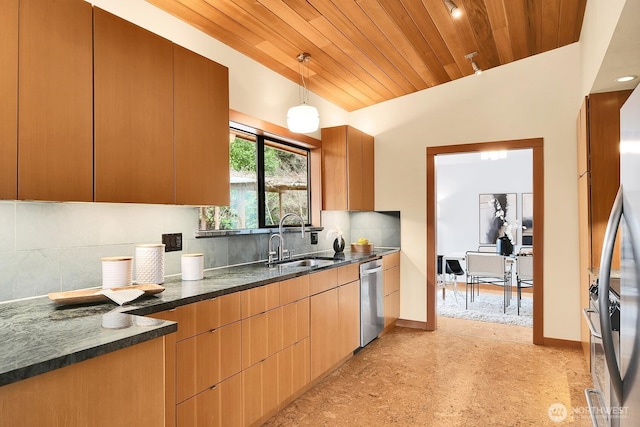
[479,193,517,244]
[522,193,533,245]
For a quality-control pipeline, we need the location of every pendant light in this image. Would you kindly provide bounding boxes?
[287,53,320,134]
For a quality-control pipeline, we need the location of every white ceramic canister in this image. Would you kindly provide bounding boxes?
[101,256,133,289]
[181,253,204,281]
[135,244,165,284]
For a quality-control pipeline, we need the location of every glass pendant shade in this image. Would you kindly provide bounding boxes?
[287,103,319,133]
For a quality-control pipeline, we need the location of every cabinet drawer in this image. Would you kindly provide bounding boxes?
[280,276,310,305]
[175,321,241,403]
[383,252,400,270]
[241,282,280,318]
[309,268,338,296]
[384,265,400,296]
[241,307,283,370]
[194,292,241,335]
[176,372,242,427]
[337,263,359,286]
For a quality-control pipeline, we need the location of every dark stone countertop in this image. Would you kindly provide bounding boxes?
[0,248,398,387]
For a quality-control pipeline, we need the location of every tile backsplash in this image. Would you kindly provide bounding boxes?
[0,201,400,303]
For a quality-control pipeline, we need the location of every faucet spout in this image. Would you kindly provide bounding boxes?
[278,213,305,260]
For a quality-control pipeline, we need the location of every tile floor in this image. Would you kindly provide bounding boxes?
[263,317,593,426]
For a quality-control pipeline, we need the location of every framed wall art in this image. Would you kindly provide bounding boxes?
[479,193,517,244]
[522,193,533,245]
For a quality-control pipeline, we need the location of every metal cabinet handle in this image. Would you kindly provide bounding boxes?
[582,308,602,339]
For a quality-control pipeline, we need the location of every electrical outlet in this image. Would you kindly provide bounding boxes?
[162,233,182,252]
[310,232,318,245]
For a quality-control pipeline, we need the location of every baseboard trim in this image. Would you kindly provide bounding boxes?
[542,337,582,349]
[395,318,428,330]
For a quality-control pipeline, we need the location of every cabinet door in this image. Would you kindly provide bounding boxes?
[321,126,348,210]
[0,0,17,200]
[174,44,229,206]
[277,337,310,408]
[310,288,339,380]
[242,355,278,427]
[18,0,93,201]
[361,131,375,210]
[346,127,363,210]
[94,8,174,204]
[384,290,400,328]
[195,292,242,335]
[338,281,360,358]
[176,372,242,427]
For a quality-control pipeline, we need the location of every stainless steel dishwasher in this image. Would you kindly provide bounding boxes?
[360,258,384,347]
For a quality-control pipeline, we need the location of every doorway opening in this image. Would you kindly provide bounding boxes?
[426,138,544,344]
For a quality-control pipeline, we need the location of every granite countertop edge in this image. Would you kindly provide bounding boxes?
[0,248,399,387]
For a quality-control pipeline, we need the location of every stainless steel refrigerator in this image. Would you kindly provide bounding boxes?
[599,84,640,426]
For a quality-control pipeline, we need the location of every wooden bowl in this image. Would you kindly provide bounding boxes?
[351,243,374,253]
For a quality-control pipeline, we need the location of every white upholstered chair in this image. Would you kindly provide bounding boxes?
[465,251,513,313]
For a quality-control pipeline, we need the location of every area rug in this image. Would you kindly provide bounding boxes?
[437,287,533,327]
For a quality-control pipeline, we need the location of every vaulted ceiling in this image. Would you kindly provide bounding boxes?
[146,0,587,112]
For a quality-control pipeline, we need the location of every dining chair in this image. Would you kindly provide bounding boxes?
[516,254,533,315]
[477,245,497,253]
[437,255,461,302]
[465,251,512,313]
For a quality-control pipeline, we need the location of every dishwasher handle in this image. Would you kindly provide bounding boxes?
[582,308,602,339]
[361,266,382,275]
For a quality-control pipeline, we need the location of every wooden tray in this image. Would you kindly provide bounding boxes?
[48,284,165,306]
[351,243,374,253]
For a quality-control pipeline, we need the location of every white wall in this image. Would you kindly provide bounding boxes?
[436,150,533,258]
[349,45,582,340]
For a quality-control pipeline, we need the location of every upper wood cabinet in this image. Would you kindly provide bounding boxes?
[174,45,229,206]
[321,125,374,211]
[18,0,93,202]
[577,91,631,270]
[0,0,18,200]
[94,8,174,204]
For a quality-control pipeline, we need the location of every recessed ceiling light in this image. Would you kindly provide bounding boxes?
[616,75,637,83]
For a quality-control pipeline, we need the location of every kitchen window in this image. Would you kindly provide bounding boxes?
[199,125,310,231]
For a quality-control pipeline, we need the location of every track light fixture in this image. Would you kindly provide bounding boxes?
[287,53,320,134]
[444,0,462,18]
[465,52,482,75]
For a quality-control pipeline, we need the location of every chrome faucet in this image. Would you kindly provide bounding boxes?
[268,233,283,264]
[277,213,305,261]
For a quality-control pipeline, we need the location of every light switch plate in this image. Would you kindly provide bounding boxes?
[162,233,182,252]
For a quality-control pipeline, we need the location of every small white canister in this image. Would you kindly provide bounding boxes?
[181,253,204,281]
[101,256,133,289]
[135,244,165,284]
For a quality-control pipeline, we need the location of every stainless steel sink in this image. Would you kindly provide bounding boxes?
[269,257,337,269]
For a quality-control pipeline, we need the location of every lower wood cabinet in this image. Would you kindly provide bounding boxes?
[177,373,243,427]
[277,338,310,408]
[310,287,339,381]
[310,276,360,381]
[242,354,279,427]
[0,337,167,427]
[383,253,401,328]
[338,280,361,357]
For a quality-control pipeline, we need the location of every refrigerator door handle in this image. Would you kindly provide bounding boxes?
[598,187,623,404]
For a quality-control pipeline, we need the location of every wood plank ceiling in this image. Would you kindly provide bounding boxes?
[146,0,587,112]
